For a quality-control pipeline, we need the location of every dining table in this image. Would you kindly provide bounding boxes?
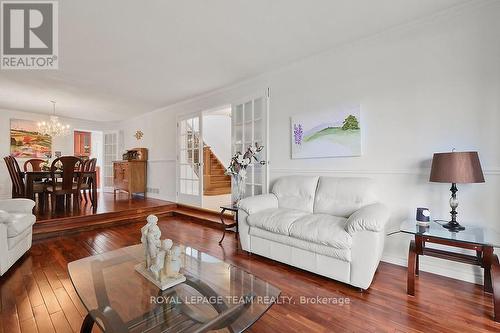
[21,170,98,211]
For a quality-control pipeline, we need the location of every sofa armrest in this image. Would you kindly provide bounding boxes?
[0,199,35,214]
[238,194,278,215]
[345,203,390,235]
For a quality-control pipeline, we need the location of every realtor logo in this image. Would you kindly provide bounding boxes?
[1,1,58,69]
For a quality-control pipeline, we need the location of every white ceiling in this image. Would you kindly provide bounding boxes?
[0,0,470,122]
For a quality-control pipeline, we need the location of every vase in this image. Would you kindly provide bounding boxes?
[232,175,246,206]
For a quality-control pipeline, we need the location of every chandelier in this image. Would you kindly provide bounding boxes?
[37,101,71,137]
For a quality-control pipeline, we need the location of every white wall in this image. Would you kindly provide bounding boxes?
[117,1,500,284]
[203,114,231,167]
[0,108,113,198]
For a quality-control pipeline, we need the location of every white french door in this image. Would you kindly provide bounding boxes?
[177,113,204,206]
[231,90,269,199]
[102,131,119,192]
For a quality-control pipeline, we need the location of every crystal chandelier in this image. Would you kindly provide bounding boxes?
[37,101,71,137]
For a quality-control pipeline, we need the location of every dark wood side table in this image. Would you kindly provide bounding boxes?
[219,205,238,244]
[400,220,500,321]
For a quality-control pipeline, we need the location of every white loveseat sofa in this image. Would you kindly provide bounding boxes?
[0,199,36,276]
[238,176,390,290]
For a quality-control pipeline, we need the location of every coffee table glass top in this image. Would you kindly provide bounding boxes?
[68,244,280,333]
[400,220,500,247]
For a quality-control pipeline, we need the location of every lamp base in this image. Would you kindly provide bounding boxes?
[442,221,465,231]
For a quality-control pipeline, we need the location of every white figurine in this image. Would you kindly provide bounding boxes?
[164,245,183,278]
[137,215,185,289]
[141,215,161,269]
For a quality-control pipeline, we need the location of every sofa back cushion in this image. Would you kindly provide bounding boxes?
[272,176,319,213]
[314,177,376,218]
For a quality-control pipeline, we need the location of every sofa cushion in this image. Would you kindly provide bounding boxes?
[289,214,351,249]
[314,177,376,218]
[0,210,9,223]
[249,227,351,262]
[247,208,308,235]
[5,213,36,238]
[7,227,32,250]
[272,176,319,213]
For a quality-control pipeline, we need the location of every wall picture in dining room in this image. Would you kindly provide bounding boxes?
[10,119,52,158]
[291,106,361,159]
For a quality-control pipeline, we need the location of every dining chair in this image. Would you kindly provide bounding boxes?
[46,156,83,213]
[80,158,97,204]
[3,156,47,208]
[4,156,25,198]
[23,158,45,172]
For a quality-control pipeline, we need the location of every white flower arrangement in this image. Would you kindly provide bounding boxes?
[225,143,264,205]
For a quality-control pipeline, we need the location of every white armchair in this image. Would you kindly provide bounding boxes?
[0,199,36,276]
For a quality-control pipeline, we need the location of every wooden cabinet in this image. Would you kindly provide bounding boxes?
[113,161,147,198]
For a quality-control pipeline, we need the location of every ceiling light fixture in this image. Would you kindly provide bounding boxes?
[37,101,71,137]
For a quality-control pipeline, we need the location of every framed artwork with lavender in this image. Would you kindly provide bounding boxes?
[291,106,361,159]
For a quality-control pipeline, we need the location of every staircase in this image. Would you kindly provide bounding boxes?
[203,146,231,195]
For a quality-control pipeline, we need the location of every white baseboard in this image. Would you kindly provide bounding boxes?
[381,253,484,285]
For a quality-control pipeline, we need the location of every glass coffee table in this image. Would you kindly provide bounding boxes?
[400,220,500,321]
[68,244,280,333]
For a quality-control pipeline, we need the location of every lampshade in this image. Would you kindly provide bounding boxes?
[429,151,485,184]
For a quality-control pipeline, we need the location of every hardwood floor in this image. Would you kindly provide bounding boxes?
[35,192,172,222]
[1,216,499,332]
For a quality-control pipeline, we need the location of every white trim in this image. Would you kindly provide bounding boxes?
[148,159,176,163]
[271,168,500,176]
[381,253,484,285]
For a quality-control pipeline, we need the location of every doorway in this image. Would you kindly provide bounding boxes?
[201,106,232,211]
[73,130,104,190]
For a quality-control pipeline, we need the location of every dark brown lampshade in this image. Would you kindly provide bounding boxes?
[429,151,485,184]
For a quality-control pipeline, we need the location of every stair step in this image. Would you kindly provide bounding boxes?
[210,175,230,181]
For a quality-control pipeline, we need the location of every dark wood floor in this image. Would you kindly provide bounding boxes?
[1,216,499,333]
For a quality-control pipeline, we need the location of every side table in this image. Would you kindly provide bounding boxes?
[400,220,500,321]
[219,205,239,244]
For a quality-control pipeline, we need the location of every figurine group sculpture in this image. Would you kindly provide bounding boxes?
[140,215,183,284]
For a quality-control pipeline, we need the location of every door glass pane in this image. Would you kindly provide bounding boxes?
[254,164,262,185]
[254,185,263,195]
[193,180,199,195]
[234,105,243,124]
[245,184,253,197]
[180,120,186,134]
[180,150,188,163]
[244,121,252,145]
[180,164,187,178]
[254,119,263,141]
[246,165,253,184]
[244,102,252,122]
[254,97,263,120]
[234,125,243,144]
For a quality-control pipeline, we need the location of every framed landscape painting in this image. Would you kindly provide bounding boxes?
[10,119,52,158]
[291,106,361,159]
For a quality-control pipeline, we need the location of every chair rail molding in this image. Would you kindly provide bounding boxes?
[271,167,500,176]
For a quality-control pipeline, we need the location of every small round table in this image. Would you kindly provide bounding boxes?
[219,205,239,244]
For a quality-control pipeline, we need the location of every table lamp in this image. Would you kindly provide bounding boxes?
[429,151,485,231]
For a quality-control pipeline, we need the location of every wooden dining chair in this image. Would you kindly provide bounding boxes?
[80,158,97,204]
[3,156,47,208]
[23,158,45,172]
[4,156,25,198]
[46,156,83,213]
